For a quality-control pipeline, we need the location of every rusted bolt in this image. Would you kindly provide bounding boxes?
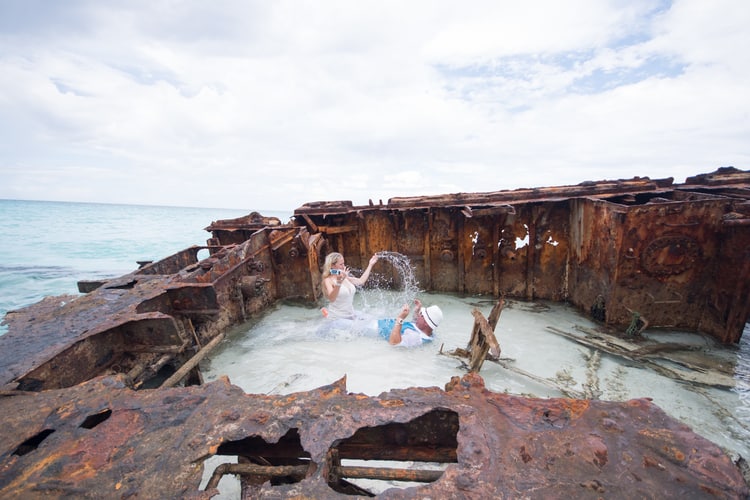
[474,248,487,259]
[239,276,259,298]
[440,249,454,262]
[501,247,516,260]
[248,261,265,273]
[289,247,299,258]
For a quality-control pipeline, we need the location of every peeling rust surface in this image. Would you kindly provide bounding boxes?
[0,373,746,498]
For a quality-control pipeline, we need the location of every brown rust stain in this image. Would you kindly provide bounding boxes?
[0,374,747,498]
[561,398,591,420]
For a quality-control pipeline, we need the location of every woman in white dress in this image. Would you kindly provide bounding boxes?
[322,252,379,320]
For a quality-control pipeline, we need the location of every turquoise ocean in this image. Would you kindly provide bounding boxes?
[0,199,291,336]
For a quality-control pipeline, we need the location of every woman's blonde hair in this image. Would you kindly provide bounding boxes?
[322,252,343,278]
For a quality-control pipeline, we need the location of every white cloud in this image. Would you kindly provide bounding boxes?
[0,0,747,211]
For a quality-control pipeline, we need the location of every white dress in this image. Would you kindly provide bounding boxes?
[327,279,356,319]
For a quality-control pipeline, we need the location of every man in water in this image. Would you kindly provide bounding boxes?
[378,299,443,347]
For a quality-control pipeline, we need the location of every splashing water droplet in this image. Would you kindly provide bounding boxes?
[358,251,422,314]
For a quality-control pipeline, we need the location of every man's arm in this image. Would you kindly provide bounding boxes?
[388,304,411,344]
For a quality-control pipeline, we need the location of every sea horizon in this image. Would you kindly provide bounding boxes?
[0,199,291,334]
[0,197,296,216]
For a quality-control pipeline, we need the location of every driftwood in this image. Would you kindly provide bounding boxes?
[443,297,503,373]
[467,307,502,372]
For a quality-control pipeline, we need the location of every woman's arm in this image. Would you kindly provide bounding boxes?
[348,255,379,287]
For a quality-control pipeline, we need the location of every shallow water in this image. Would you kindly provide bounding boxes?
[201,290,750,496]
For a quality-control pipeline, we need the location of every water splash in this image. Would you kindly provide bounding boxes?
[375,251,421,293]
[358,251,422,315]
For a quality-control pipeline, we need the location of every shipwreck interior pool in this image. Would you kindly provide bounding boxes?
[199,288,750,497]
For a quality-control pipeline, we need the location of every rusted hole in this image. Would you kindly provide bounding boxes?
[327,409,459,496]
[15,377,44,392]
[203,428,312,492]
[13,429,55,456]
[80,409,112,429]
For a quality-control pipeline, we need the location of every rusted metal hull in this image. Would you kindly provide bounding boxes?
[0,373,747,498]
[294,167,750,344]
[0,168,748,497]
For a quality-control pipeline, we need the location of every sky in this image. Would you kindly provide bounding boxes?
[0,1,748,212]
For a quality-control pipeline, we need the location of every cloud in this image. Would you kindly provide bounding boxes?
[0,0,748,211]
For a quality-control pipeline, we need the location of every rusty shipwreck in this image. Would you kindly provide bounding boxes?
[1,167,749,498]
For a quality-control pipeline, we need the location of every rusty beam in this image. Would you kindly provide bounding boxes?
[206,462,444,491]
[318,225,359,234]
[457,215,465,294]
[525,206,538,300]
[301,214,318,232]
[492,222,500,296]
[160,332,225,388]
[126,353,173,388]
[424,211,432,290]
[386,177,668,209]
[206,463,310,490]
[332,465,444,483]
[269,229,296,251]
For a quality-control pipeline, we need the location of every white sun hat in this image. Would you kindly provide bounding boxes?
[420,305,443,330]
